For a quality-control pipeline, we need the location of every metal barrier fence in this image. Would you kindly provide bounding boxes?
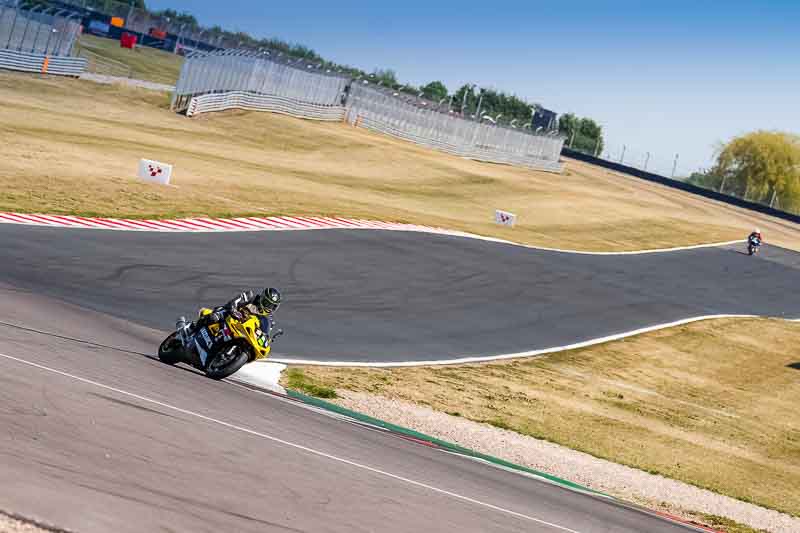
[0,47,86,75]
[346,83,564,172]
[172,50,349,113]
[58,0,254,51]
[186,91,346,121]
[0,2,81,56]
[173,50,564,172]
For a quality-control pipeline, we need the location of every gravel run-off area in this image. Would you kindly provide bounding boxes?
[334,390,800,533]
[0,511,57,533]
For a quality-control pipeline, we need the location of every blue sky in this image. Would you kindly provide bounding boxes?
[149,0,799,176]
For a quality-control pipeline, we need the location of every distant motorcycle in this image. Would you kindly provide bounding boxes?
[747,235,761,256]
[158,308,283,379]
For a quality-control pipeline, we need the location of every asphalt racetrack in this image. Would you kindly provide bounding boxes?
[1,224,799,363]
[4,223,796,532]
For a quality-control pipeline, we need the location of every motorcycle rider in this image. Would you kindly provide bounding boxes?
[748,228,763,245]
[177,288,282,348]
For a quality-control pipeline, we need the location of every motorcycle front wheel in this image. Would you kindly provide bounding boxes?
[205,345,250,380]
[158,332,184,365]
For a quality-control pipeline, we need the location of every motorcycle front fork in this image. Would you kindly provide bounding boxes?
[176,316,191,347]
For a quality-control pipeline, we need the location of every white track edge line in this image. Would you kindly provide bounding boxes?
[0,351,579,533]
[270,314,779,367]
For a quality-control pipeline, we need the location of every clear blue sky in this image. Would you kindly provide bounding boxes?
[150,0,799,176]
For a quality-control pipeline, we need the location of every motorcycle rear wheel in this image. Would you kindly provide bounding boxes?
[158,332,184,365]
[205,345,249,380]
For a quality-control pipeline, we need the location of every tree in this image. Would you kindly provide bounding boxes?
[711,131,800,209]
[559,113,604,154]
[372,69,398,87]
[421,81,448,102]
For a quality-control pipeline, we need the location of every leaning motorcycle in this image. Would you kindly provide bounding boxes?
[157,308,283,379]
[748,236,761,256]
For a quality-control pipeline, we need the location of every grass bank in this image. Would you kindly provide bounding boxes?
[76,34,183,84]
[1,72,798,251]
[289,318,800,517]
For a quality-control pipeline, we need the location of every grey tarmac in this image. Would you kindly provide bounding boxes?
[0,290,700,533]
[1,224,793,532]
[0,225,798,362]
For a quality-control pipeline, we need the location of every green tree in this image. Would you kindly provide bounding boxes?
[712,131,800,209]
[421,81,448,102]
[559,113,604,154]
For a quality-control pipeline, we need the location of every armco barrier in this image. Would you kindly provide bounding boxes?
[0,48,86,76]
[186,91,346,121]
[562,148,800,224]
[356,115,563,173]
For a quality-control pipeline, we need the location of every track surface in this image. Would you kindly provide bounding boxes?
[4,225,786,531]
[0,289,700,532]
[0,225,798,362]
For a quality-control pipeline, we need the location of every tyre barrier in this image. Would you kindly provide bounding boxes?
[186,91,346,121]
[0,48,87,77]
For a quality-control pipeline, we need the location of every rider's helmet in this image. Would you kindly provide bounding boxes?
[256,287,281,314]
[754,227,761,235]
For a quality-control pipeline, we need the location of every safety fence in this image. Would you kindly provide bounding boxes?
[354,115,562,172]
[173,50,564,172]
[345,83,563,172]
[0,47,86,75]
[186,92,346,121]
[0,2,81,57]
[171,50,349,113]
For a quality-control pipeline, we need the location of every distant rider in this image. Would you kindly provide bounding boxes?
[177,288,282,347]
[748,228,763,246]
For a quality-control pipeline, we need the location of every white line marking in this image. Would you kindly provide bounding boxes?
[270,314,774,367]
[0,351,580,533]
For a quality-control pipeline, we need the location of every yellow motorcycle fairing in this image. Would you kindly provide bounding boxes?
[227,313,272,361]
[197,308,272,362]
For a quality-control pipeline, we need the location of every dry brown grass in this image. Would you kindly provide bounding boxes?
[1,72,799,251]
[294,318,800,517]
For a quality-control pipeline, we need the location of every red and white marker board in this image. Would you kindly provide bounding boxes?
[495,209,517,227]
[138,159,173,185]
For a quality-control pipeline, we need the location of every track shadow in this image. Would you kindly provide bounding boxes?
[787,362,800,370]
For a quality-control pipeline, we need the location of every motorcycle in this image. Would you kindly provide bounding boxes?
[748,236,761,256]
[157,307,283,379]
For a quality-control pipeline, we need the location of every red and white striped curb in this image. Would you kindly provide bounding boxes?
[0,212,744,255]
[0,212,464,235]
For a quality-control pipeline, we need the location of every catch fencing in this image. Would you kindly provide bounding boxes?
[172,50,348,114]
[0,2,82,57]
[173,50,564,172]
[346,83,563,172]
[0,47,86,75]
[186,91,346,121]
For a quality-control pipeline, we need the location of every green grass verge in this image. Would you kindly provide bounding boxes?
[77,34,183,85]
[284,369,337,398]
[689,513,768,533]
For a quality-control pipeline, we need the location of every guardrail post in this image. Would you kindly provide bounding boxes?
[5,5,19,50]
[671,153,679,179]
